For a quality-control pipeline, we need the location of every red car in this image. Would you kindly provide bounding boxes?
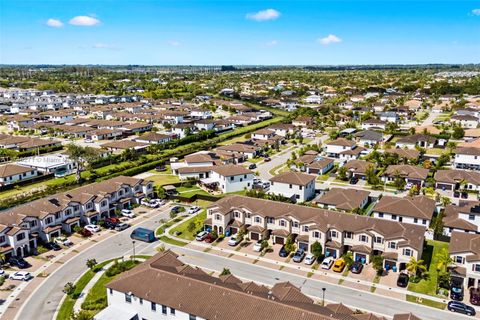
[78,228,93,237]
[204,234,215,243]
[105,217,120,224]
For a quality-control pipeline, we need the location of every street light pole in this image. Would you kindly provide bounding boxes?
[132,240,136,261]
[322,287,326,306]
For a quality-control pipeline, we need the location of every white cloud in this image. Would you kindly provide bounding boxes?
[318,34,342,45]
[46,18,63,28]
[246,9,280,21]
[167,40,181,47]
[472,9,480,15]
[69,15,100,26]
[265,40,278,47]
[92,43,115,49]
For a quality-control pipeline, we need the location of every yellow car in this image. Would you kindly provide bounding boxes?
[332,259,346,273]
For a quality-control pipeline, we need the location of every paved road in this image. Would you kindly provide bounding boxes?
[16,206,172,320]
[17,203,469,320]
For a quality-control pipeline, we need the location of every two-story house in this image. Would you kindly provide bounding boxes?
[372,195,436,227]
[269,172,316,202]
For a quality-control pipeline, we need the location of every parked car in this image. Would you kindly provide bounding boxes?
[115,222,130,231]
[450,281,464,301]
[84,138,93,143]
[170,206,183,214]
[204,234,215,243]
[292,249,306,263]
[105,217,121,225]
[188,206,200,214]
[44,242,61,251]
[121,209,135,219]
[349,177,358,185]
[304,254,316,265]
[141,198,159,208]
[228,235,241,246]
[9,256,30,269]
[0,269,5,276]
[332,259,346,273]
[321,257,334,270]
[196,231,209,241]
[253,178,261,185]
[447,301,476,316]
[248,163,257,170]
[78,228,93,237]
[54,236,73,246]
[103,220,117,230]
[9,271,32,281]
[470,288,480,305]
[279,245,288,258]
[396,273,409,288]
[350,261,363,274]
[85,224,101,233]
[253,240,263,252]
[264,157,271,162]
[262,182,270,190]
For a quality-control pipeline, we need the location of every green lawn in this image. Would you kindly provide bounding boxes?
[424,148,447,156]
[146,174,180,186]
[176,186,211,198]
[169,210,207,241]
[56,260,113,320]
[408,240,449,296]
[159,236,188,246]
[156,216,186,235]
[406,294,446,310]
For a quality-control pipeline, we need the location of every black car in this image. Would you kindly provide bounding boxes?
[44,242,61,251]
[350,261,363,274]
[9,256,30,269]
[248,163,257,170]
[349,177,358,185]
[170,206,182,214]
[103,220,116,230]
[279,245,288,258]
[396,273,409,288]
[450,280,464,301]
[448,301,476,316]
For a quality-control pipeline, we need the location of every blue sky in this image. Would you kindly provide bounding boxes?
[0,0,479,65]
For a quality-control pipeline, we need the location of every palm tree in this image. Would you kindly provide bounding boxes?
[436,248,453,272]
[406,257,427,276]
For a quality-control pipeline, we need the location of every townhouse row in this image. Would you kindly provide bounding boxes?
[205,195,426,270]
[0,176,154,258]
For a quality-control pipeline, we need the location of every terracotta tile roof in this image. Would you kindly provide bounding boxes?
[209,196,425,251]
[434,169,480,186]
[270,172,316,186]
[385,149,420,159]
[373,196,435,220]
[212,165,252,177]
[0,164,33,177]
[106,250,340,320]
[383,165,429,180]
[344,160,373,174]
[315,188,370,211]
[327,138,356,147]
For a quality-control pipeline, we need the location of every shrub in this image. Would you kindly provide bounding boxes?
[63,282,76,295]
[36,245,49,255]
[105,260,138,277]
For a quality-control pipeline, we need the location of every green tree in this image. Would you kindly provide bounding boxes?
[371,255,384,276]
[220,268,231,276]
[310,241,323,261]
[187,221,196,233]
[86,259,97,270]
[65,144,99,182]
[406,257,427,276]
[337,166,348,181]
[284,236,296,254]
[342,251,354,267]
[435,247,453,273]
[63,282,76,295]
[452,126,465,139]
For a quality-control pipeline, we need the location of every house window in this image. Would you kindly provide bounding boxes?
[289,184,292,189]
[101,200,107,207]
[230,176,234,181]
[378,213,384,218]
[329,230,337,238]
[215,214,221,221]
[55,212,61,220]
[422,219,427,225]
[254,217,261,223]
[139,298,143,305]
[279,220,286,227]
[403,248,412,256]
[414,218,418,223]
[171,308,176,315]
[108,288,113,295]
[162,305,167,315]
[151,302,156,311]
[246,213,251,218]
[313,231,320,238]
[125,293,132,303]
[303,226,309,232]
[293,222,299,228]
[469,214,475,221]
[374,236,383,244]
[299,185,303,190]
[359,235,368,242]
[344,231,353,239]
[267,217,274,224]
[234,212,240,218]
[17,233,25,241]
[455,256,464,264]
[391,215,397,220]
[189,315,197,320]
[388,242,396,249]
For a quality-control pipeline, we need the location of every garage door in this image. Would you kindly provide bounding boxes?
[298,242,308,251]
[437,183,453,191]
[275,236,285,245]
[325,248,337,258]
[251,232,260,240]
[354,253,366,263]
[384,260,396,269]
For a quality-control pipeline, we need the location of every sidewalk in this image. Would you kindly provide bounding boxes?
[162,215,450,307]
